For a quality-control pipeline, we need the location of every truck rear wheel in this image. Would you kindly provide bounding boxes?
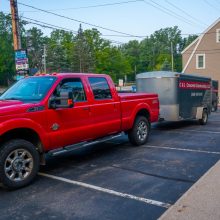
[199,109,208,125]
[128,116,150,146]
[0,139,40,189]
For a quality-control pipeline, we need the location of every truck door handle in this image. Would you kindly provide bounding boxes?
[83,107,90,111]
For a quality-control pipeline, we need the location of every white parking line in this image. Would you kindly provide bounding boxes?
[38,172,171,209]
[159,129,220,134]
[144,145,220,155]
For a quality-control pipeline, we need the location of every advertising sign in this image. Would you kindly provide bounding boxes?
[179,80,211,90]
[15,50,29,71]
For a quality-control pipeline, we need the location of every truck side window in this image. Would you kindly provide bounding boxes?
[56,78,87,102]
[88,77,112,100]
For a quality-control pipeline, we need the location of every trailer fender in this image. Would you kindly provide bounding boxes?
[196,107,205,119]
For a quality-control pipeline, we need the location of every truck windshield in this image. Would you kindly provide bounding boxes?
[0,76,57,102]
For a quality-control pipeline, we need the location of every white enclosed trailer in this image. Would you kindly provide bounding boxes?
[136,71,212,125]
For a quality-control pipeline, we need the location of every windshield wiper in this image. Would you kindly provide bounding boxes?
[0,97,21,101]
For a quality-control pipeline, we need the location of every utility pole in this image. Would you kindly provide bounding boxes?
[171,41,174,72]
[10,0,29,79]
[134,64,137,80]
[10,0,21,50]
[43,44,47,73]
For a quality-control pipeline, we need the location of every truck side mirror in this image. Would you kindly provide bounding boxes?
[49,91,74,109]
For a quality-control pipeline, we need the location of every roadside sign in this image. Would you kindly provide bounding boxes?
[119,79,124,87]
[15,50,29,71]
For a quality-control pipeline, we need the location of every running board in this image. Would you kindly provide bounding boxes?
[49,133,123,156]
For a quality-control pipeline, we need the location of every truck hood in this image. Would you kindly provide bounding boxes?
[0,100,31,116]
[0,100,24,107]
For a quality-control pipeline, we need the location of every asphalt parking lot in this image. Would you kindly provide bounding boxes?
[1,110,220,220]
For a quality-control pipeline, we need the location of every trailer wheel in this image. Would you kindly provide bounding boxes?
[212,102,218,112]
[0,139,40,189]
[128,116,150,146]
[199,109,208,125]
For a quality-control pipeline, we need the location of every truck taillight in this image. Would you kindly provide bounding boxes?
[152,99,159,109]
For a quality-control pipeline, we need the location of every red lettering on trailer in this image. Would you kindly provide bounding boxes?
[179,80,211,90]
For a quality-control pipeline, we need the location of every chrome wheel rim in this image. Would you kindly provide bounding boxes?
[4,149,33,182]
[137,121,148,141]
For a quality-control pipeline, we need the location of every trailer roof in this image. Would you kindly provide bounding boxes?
[136,71,211,80]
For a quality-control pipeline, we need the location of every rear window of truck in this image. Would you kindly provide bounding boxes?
[88,77,112,100]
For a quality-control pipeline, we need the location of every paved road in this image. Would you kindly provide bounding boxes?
[1,111,220,220]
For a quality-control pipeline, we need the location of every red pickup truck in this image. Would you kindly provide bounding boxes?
[0,73,159,189]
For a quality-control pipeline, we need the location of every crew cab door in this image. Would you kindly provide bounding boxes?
[87,76,121,139]
[46,77,92,149]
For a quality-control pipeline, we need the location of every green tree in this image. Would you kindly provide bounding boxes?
[149,26,182,71]
[96,46,132,82]
[0,13,15,85]
[122,26,196,74]
[73,24,94,72]
[25,27,47,72]
[46,30,74,72]
[180,34,198,51]
[121,40,141,79]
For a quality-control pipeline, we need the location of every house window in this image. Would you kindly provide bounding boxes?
[216,29,220,43]
[196,54,205,69]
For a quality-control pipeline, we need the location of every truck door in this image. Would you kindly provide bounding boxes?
[179,79,192,119]
[87,76,121,139]
[46,77,92,149]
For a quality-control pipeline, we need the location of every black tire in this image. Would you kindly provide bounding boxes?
[199,109,208,125]
[128,116,150,146]
[0,139,40,189]
[212,102,218,112]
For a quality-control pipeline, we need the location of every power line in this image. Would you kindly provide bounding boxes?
[22,17,198,39]
[21,16,198,39]
[164,0,207,27]
[16,0,144,12]
[3,8,219,47]
[203,0,220,12]
[143,0,201,27]
[21,16,125,45]
[16,1,142,38]
[3,12,125,45]
[3,10,218,41]
[3,12,77,33]
[102,33,196,37]
[23,16,77,33]
[3,2,215,40]
[214,0,220,5]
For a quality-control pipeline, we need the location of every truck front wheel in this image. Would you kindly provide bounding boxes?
[128,116,150,146]
[0,139,40,189]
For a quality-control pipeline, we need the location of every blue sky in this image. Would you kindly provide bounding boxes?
[1,0,220,43]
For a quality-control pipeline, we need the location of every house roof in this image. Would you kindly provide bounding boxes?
[181,17,220,54]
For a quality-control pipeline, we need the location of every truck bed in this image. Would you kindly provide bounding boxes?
[118,92,159,125]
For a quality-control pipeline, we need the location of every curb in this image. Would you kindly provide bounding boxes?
[159,160,220,220]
